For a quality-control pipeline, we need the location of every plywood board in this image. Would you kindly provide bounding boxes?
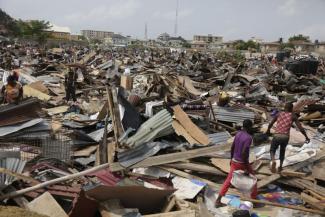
[27,192,68,217]
[172,105,209,145]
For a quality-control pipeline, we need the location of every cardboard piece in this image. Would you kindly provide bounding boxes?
[120,75,133,90]
[177,76,203,96]
[172,105,210,145]
[23,85,51,101]
[27,192,68,217]
[29,81,49,94]
[85,185,174,215]
[46,106,69,116]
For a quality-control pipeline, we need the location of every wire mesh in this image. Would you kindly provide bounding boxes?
[0,132,72,163]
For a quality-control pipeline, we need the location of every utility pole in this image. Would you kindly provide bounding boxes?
[174,0,179,37]
[145,22,148,41]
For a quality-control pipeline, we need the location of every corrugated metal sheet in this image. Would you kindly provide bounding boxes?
[0,118,44,137]
[118,142,172,168]
[122,109,173,147]
[0,98,41,127]
[208,131,231,145]
[211,106,255,124]
[0,158,26,185]
[246,83,268,100]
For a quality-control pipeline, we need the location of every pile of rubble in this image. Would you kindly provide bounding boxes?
[0,42,325,217]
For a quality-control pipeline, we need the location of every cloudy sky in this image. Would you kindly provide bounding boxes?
[1,0,325,41]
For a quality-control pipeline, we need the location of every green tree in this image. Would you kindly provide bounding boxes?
[288,34,310,42]
[280,42,294,50]
[234,40,259,51]
[16,19,51,44]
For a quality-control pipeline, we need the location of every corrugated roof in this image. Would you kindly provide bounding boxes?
[0,98,41,127]
[122,109,173,147]
[208,132,231,145]
[211,106,255,124]
[0,158,26,185]
[118,142,172,168]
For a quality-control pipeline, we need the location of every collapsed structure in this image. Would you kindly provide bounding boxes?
[0,41,325,217]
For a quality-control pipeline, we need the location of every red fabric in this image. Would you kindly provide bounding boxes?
[218,161,257,199]
[275,112,293,134]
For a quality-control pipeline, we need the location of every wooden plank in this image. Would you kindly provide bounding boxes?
[173,120,198,145]
[27,192,68,217]
[301,192,325,211]
[161,196,176,213]
[305,190,325,201]
[110,145,229,172]
[288,178,325,197]
[173,105,210,145]
[210,158,230,173]
[111,87,123,137]
[73,145,98,157]
[163,162,226,176]
[281,171,307,178]
[143,210,196,217]
[242,197,325,215]
[258,151,325,188]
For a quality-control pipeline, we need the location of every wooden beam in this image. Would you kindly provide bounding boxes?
[241,197,325,215]
[110,144,230,172]
[281,171,307,178]
[301,192,325,211]
[163,162,226,176]
[258,152,325,188]
[161,196,176,213]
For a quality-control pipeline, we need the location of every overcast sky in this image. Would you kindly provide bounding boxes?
[1,0,325,41]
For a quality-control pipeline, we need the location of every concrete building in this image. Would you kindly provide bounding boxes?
[191,34,223,50]
[157,33,170,42]
[46,24,71,40]
[81,30,113,40]
[104,34,129,47]
[260,42,281,53]
[315,41,325,55]
[193,34,223,43]
[166,36,187,48]
[191,41,208,50]
[220,40,238,51]
[290,40,315,53]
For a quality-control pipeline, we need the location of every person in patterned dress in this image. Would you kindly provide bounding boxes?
[266,102,310,173]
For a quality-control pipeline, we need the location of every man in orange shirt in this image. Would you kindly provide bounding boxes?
[1,75,23,104]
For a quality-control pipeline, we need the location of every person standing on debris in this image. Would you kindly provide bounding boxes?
[216,119,259,207]
[266,102,310,173]
[64,68,77,102]
[1,75,23,104]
